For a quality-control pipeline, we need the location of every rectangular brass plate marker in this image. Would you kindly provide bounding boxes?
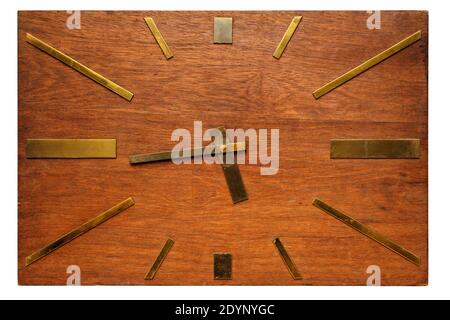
[144,17,174,59]
[26,197,135,266]
[313,31,422,99]
[129,142,246,164]
[218,128,248,204]
[145,238,175,280]
[214,253,232,280]
[214,17,233,44]
[273,238,302,280]
[26,139,117,159]
[330,139,420,159]
[313,198,420,266]
[26,33,134,101]
[273,16,302,59]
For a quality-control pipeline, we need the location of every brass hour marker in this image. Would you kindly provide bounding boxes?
[26,139,117,159]
[330,139,420,159]
[273,16,302,59]
[26,33,134,101]
[214,253,232,280]
[145,238,175,280]
[26,197,135,266]
[313,30,422,99]
[312,198,420,266]
[218,128,248,204]
[214,17,233,44]
[273,238,302,280]
[129,142,246,164]
[143,17,174,60]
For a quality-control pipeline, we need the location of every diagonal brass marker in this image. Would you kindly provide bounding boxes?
[26,33,134,101]
[26,197,135,266]
[129,142,246,164]
[273,238,302,280]
[144,17,174,59]
[313,30,422,99]
[330,139,420,159]
[26,139,117,159]
[145,238,174,280]
[312,198,420,266]
[273,16,302,59]
[218,127,248,204]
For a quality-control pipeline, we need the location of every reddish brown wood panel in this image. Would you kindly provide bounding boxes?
[18,11,428,285]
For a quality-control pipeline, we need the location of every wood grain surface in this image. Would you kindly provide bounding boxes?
[18,11,428,285]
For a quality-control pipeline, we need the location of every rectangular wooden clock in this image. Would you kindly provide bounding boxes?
[18,11,428,286]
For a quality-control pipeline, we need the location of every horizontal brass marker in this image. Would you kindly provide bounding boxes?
[218,128,248,204]
[145,238,174,280]
[26,197,135,266]
[273,16,302,59]
[26,33,133,101]
[214,253,232,280]
[26,139,117,159]
[144,17,174,59]
[313,30,422,99]
[129,142,246,164]
[273,238,302,280]
[312,198,420,266]
[330,139,420,159]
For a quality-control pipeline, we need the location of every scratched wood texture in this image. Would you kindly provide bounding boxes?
[18,11,428,285]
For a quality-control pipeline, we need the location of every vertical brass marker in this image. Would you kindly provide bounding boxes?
[273,16,302,59]
[273,238,302,280]
[214,17,233,44]
[25,197,135,266]
[312,198,420,266]
[143,17,174,59]
[25,33,134,101]
[26,139,117,159]
[145,238,175,280]
[218,127,248,204]
[313,30,422,99]
[330,139,420,159]
[214,253,232,280]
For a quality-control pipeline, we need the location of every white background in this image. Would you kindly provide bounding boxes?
[1,0,449,300]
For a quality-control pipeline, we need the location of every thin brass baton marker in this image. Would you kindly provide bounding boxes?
[145,238,175,280]
[25,33,134,101]
[273,238,302,280]
[273,16,302,59]
[26,139,117,159]
[312,198,420,266]
[330,139,420,159]
[144,17,174,59]
[25,197,135,266]
[313,30,422,99]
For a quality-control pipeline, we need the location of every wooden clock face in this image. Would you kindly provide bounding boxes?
[18,11,428,285]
